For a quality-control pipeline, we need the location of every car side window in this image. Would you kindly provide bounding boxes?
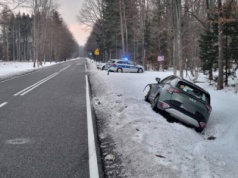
[170,78,179,87]
[161,76,174,84]
[127,61,133,65]
[160,76,171,84]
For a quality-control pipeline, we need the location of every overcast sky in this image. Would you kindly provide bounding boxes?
[11,0,90,46]
[57,0,90,46]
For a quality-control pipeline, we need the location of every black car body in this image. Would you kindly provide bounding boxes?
[144,75,212,132]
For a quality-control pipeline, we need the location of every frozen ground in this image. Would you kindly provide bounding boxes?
[88,59,238,178]
[1,59,238,178]
[0,61,60,81]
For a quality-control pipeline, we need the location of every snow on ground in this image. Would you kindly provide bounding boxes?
[0,61,50,80]
[88,59,238,178]
[0,60,76,80]
[1,59,237,178]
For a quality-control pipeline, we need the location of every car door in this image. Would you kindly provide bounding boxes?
[116,61,126,71]
[125,61,137,72]
[150,76,176,100]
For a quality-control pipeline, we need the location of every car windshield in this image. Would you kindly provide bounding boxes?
[177,81,210,103]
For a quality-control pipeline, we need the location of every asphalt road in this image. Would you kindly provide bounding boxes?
[0,59,98,178]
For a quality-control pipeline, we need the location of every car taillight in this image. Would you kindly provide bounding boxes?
[161,102,170,109]
[205,104,212,113]
[200,122,206,128]
[167,88,181,94]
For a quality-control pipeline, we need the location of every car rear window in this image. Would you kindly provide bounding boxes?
[176,81,210,103]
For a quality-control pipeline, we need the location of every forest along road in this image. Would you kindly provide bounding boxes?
[0,59,101,178]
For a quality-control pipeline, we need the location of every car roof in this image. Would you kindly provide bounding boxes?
[108,59,120,61]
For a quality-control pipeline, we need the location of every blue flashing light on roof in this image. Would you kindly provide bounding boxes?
[122,57,129,61]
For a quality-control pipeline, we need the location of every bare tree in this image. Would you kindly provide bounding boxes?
[77,0,103,27]
[172,0,183,77]
[138,0,146,69]
[0,0,26,16]
[217,0,235,90]
[119,0,125,55]
[77,0,105,58]
[27,0,56,67]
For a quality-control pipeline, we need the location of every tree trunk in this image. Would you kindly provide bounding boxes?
[119,0,125,55]
[206,0,213,81]
[172,0,183,76]
[122,0,128,54]
[217,0,224,90]
[13,25,16,61]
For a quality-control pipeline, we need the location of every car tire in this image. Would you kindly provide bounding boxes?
[195,127,204,133]
[144,89,151,102]
[151,95,159,111]
[138,68,143,73]
[102,66,105,70]
[117,68,123,73]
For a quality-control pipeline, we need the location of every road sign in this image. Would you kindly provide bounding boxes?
[158,56,165,62]
[94,48,100,56]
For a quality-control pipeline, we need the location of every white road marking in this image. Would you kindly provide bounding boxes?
[20,73,58,96]
[14,72,58,96]
[86,75,99,178]
[59,65,71,73]
[0,69,43,84]
[0,102,7,108]
[5,138,31,145]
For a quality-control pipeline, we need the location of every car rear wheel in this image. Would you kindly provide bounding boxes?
[151,96,159,111]
[138,68,143,73]
[117,68,123,73]
[102,66,105,70]
[195,127,204,133]
[144,89,151,102]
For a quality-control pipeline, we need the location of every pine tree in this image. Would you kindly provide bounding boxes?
[199,29,218,73]
[199,12,218,79]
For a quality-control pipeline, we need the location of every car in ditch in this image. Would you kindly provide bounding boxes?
[144,75,212,132]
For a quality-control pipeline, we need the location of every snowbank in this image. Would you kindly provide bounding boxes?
[88,59,238,178]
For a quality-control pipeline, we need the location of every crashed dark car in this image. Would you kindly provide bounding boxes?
[144,75,212,132]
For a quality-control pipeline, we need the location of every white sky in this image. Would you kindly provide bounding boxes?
[10,0,90,46]
[57,0,91,46]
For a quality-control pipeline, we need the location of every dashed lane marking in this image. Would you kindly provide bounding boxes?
[0,102,8,108]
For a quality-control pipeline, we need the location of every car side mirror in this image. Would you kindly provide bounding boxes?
[155,77,161,83]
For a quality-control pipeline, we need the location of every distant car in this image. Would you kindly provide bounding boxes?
[109,59,144,73]
[144,75,212,132]
[105,59,119,70]
[97,62,106,70]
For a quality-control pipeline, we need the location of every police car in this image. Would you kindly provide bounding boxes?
[97,62,106,70]
[108,59,144,73]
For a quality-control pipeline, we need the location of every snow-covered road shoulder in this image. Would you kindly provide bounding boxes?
[89,60,238,178]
